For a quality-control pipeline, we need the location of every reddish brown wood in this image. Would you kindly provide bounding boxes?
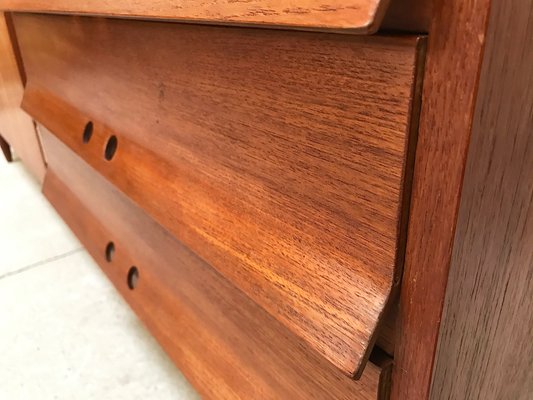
[391,0,492,399]
[430,0,533,398]
[0,12,44,181]
[0,0,431,33]
[15,14,425,376]
[375,300,397,356]
[40,126,390,400]
[382,0,432,32]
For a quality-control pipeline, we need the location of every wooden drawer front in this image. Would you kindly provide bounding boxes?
[40,128,392,400]
[16,14,425,376]
[0,0,431,33]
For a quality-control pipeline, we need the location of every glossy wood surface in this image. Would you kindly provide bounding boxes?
[430,0,533,398]
[16,14,425,376]
[391,0,492,398]
[40,127,390,400]
[0,0,431,33]
[0,12,44,181]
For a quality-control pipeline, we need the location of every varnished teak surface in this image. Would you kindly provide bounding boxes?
[16,14,425,376]
[0,0,431,33]
[430,0,533,398]
[391,0,492,399]
[41,128,389,400]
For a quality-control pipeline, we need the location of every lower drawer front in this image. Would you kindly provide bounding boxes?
[15,14,424,375]
[40,127,391,400]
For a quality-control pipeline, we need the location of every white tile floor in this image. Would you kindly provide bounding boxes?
[0,157,199,400]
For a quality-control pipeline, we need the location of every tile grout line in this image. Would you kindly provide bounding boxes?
[0,247,85,281]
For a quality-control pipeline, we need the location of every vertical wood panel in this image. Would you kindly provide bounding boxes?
[391,0,492,398]
[430,0,533,398]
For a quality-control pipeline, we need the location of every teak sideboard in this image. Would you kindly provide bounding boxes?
[0,1,531,399]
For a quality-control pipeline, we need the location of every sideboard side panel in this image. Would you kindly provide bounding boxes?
[391,0,492,398]
[430,0,533,398]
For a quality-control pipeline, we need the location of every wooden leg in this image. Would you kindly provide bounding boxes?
[0,133,13,162]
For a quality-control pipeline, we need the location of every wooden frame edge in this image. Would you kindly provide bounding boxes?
[391,0,492,399]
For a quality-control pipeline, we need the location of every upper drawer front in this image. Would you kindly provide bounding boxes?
[15,14,424,376]
[0,0,431,33]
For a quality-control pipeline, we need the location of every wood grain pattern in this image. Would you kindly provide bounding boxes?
[40,127,390,400]
[390,0,492,398]
[0,0,430,33]
[430,0,533,398]
[15,14,425,376]
[0,12,44,181]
